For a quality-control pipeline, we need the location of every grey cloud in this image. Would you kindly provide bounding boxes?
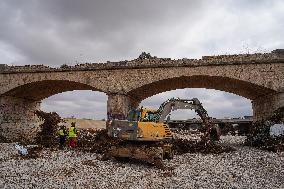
[1,0,283,65]
[2,0,282,119]
[0,0,204,65]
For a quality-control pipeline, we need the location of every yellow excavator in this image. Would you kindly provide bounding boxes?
[106,98,220,166]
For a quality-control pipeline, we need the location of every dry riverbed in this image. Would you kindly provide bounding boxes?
[1,135,284,189]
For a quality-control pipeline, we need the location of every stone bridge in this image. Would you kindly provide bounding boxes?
[0,50,283,140]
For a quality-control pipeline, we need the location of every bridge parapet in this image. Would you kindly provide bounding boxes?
[0,49,283,74]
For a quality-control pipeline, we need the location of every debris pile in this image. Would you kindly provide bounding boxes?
[245,107,284,152]
[77,129,120,154]
[219,123,236,136]
[269,106,284,122]
[172,130,203,141]
[77,128,235,160]
[34,110,61,148]
[172,138,236,155]
[171,129,236,154]
[2,50,282,74]
[0,134,10,143]
[77,129,98,148]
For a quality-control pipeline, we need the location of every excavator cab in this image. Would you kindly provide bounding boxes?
[108,107,172,141]
[127,108,160,122]
[140,109,159,122]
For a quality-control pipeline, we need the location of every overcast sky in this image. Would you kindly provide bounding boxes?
[1,0,283,119]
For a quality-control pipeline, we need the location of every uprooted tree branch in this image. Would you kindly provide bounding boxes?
[245,107,284,152]
[34,110,62,148]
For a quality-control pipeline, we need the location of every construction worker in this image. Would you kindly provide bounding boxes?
[68,122,77,148]
[58,126,67,149]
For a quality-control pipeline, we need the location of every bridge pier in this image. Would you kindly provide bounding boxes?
[252,92,284,121]
[107,94,139,120]
[0,96,40,141]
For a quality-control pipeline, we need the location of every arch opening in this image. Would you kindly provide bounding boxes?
[41,90,107,120]
[140,88,252,120]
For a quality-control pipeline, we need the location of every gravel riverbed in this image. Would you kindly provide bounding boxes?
[1,136,284,189]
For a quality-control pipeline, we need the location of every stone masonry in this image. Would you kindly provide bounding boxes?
[0,50,283,140]
[0,96,40,141]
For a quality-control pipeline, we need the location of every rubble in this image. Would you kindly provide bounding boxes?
[76,128,235,166]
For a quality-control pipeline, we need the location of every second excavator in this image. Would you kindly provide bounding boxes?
[106,98,220,166]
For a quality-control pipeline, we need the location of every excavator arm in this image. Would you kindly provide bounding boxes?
[155,98,220,141]
[156,98,208,122]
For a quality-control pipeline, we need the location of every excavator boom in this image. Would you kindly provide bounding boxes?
[155,98,220,141]
[156,98,209,122]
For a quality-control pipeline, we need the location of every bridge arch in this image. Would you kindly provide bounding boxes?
[107,73,282,122]
[2,80,99,101]
[0,80,106,141]
[127,75,276,105]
